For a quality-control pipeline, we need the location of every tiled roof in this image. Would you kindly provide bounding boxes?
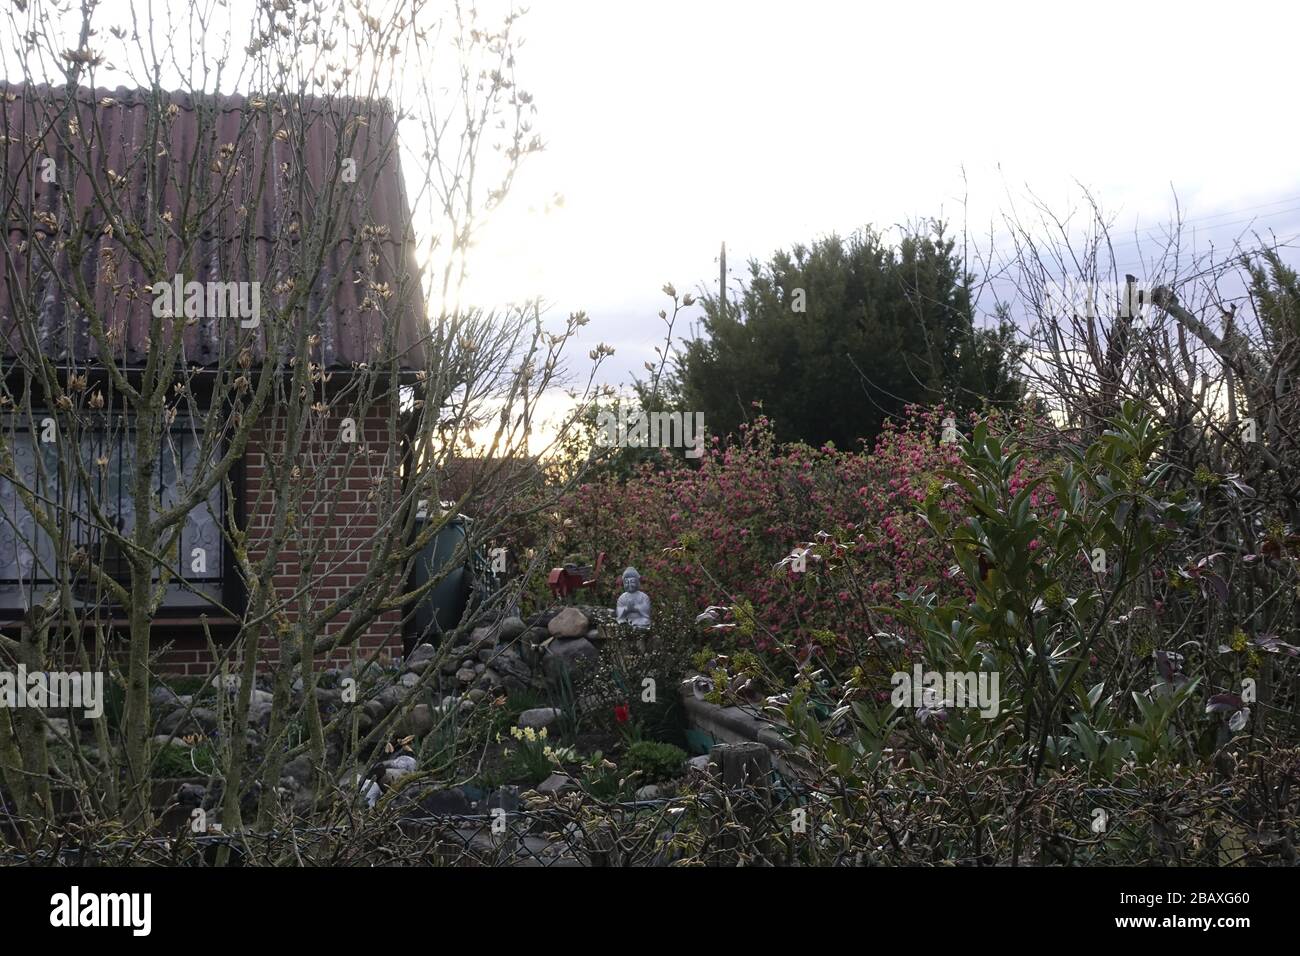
[1,83,427,370]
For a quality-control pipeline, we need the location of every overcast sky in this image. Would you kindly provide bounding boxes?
[463,0,1300,387]
[8,0,1300,398]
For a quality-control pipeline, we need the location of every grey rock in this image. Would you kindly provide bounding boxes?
[398,703,435,738]
[517,707,561,730]
[455,667,477,684]
[548,607,589,639]
[498,616,527,640]
[542,636,598,678]
[687,755,711,775]
[399,671,422,689]
[150,686,181,710]
[440,660,460,675]
[466,688,488,703]
[152,733,190,750]
[281,754,314,787]
[158,706,218,737]
[314,687,343,708]
[381,754,417,788]
[475,668,501,691]
[535,773,578,795]
[175,783,206,806]
[415,786,471,816]
[248,700,274,728]
[375,684,410,712]
[635,784,661,801]
[406,643,438,673]
[477,647,496,663]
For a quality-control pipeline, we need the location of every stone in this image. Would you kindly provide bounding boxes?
[415,786,471,816]
[440,660,460,675]
[615,567,651,628]
[381,754,417,787]
[491,649,532,690]
[517,707,561,730]
[399,671,421,689]
[498,616,527,640]
[455,667,476,684]
[687,755,711,775]
[375,685,411,712]
[157,706,218,737]
[248,700,274,728]
[399,703,435,739]
[246,688,274,707]
[548,607,590,638]
[477,647,496,663]
[466,688,488,703]
[470,626,499,649]
[406,643,438,673]
[152,734,190,750]
[314,687,343,708]
[475,669,500,691]
[535,773,578,795]
[175,783,206,806]
[44,717,70,742]
[150,686,181,710]
[281,754,314,787]
[635,784,660,801]
[542,636,598,679]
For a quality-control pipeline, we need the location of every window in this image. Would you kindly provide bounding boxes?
[0,414,226,613]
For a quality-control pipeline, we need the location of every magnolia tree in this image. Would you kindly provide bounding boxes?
[0,0,606,841]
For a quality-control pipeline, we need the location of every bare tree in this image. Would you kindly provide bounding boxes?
[0,0,608,841]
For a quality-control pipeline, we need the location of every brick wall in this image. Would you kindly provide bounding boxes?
[153,402,406,676]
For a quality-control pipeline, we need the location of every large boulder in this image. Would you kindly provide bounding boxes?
[498,616,527,640]
[542,636,598,679]
[396,703,436,738]
[490,648,532,690]
[517,707,561,730]
[548,607,590,639]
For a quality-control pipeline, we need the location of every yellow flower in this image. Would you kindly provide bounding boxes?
[538,726,548,739]
[523,727,537,742]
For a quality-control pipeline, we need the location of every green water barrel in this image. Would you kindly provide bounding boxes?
[405,506,478,650]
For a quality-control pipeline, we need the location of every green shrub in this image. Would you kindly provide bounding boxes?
[152,741,219,778]
[623,740,687,783]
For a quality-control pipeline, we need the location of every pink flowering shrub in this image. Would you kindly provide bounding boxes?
[567,405,1045,654]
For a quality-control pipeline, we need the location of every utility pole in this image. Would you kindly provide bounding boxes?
[719,241,726,314]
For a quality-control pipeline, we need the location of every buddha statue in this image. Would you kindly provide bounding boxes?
[615,566,652,629]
